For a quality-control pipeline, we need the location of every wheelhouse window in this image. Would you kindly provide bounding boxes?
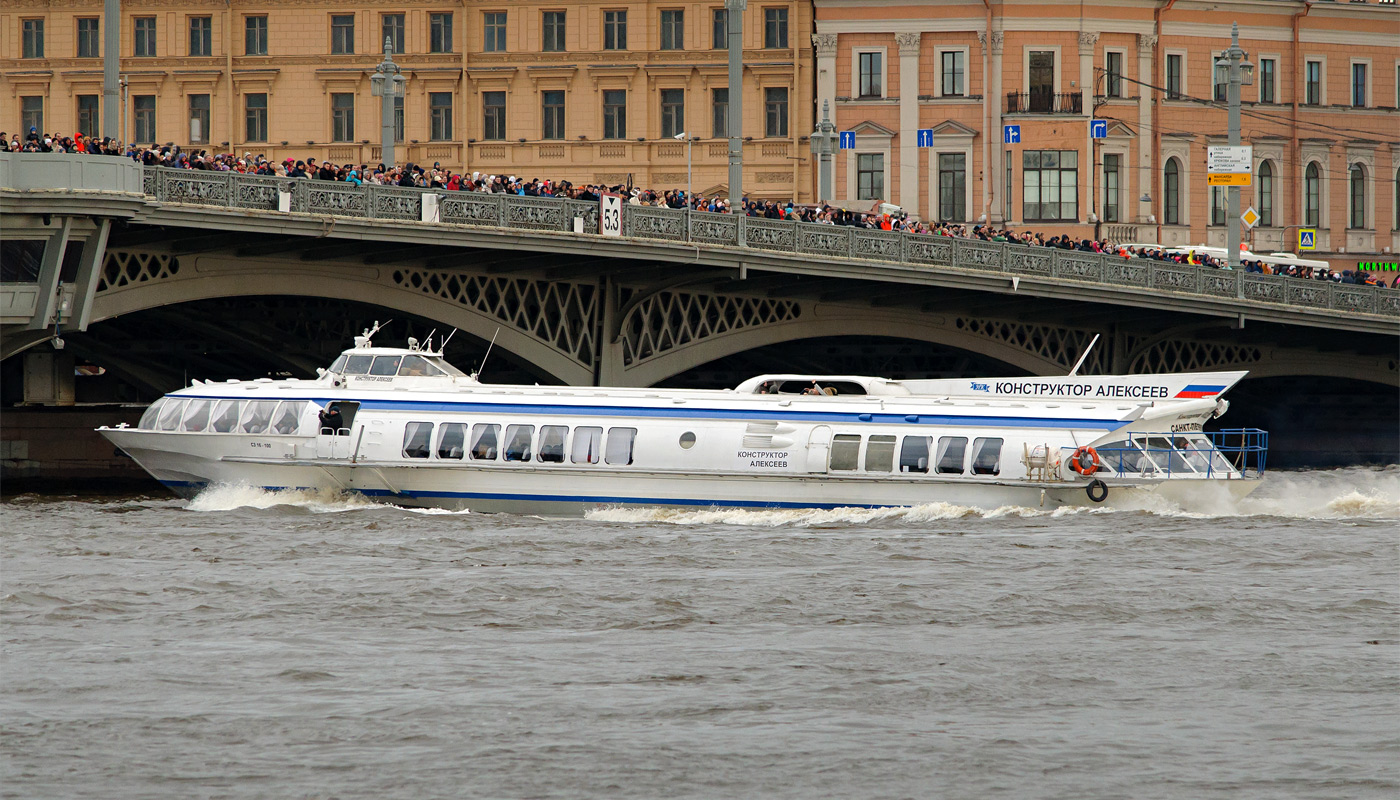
[504,425,534,462]
[864,435,895,472]
[970,437,1003,475]
[403,422,433,458]
[829,434,860,471]
[272,401,306,435]
[182,400,212,432]
[572,426,602,463]
[341,354,374,374]
[139,399,166,430]
[899,436,930,474]
[538,426,567,462]
[369,355,401,375]
[398,355,445,377]
[471,424,500,460]
[437,423,466,459]
[210,400,241,432]
[605,428,637,465]
[935,436,967,474]
[157,399,189,431]
[239,400,278,434]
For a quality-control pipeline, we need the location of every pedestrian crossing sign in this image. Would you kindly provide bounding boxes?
[1298,229,1316,251]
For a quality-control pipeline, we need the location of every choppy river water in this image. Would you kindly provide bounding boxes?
[2,467,1397,799]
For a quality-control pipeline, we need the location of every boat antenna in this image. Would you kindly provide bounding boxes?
[474,327,501,380]
[440,327,459,352]
[1067,333,1101,377]
[424,328,438,352]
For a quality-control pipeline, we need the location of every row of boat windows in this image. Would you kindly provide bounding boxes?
[403,421,637,465]
[1098,436,1233,475]
[329,354,465,378]
[141,398,310,435]
[833,434,1004,476]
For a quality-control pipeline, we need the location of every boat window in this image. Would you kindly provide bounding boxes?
[899,436,931,473]
[829,434,861,471]
[1190,435,1234,475]
[272,401,307,435]
[402,422,433,458]
[1146,436,1193,473]
[342,355,373,375]
[471,424,500,460]
[328,355,348,374]
[398,355,445,377]
[679,431,697,449]
[1171,436,1211,472]
[437,422,466,459]
[369,355,402,376]
[971,438,1003,476]
[865,435,896,472]
[139,398,165,430]
[239,400,278,434]
[428,357,467,377]
[935,437,967,475]
[572,426,602,464]
[605,427,637,465]
[181,400,211,432]
[504,425,534,462]
[1093,439,1142,474]
[156,399,187,431]
[209,400,241,433]
[538,426,568,463]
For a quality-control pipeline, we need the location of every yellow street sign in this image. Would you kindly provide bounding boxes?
[1240,207,1260,228]
[1208,173,1252,186]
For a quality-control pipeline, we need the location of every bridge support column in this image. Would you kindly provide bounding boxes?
[23,349,76,405]
[70,219,112,331]
[595,275,627,387]
[27,217,74,331]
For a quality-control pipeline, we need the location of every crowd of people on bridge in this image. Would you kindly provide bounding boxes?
[9,126,1397,289]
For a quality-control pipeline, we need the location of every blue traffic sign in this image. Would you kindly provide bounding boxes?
[1090,119,1107,139]
[1298,229,1316,251]
[839,131,855,150]
[916,128,934,148]
[1003,125,1021,144]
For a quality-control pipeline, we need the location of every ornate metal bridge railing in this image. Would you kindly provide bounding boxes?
[141,167,1400,319]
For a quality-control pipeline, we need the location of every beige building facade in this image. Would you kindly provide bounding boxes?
[814,0,1399,258]
[3,0,814,200]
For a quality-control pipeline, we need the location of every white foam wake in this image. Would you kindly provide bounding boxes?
[185,483,383,514]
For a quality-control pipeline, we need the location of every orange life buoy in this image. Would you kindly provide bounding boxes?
[1069,446,1101,476]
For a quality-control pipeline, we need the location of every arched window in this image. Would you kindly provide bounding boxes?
[1304,162,1320,228]
[1257,161,1274,227]
[1164,157,1180,225]
[1349,163,1366,229]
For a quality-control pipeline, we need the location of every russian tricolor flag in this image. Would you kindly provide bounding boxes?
[1175,384,1225,399]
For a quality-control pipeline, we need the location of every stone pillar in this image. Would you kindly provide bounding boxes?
[896,32,922,217]
[813,34,839,131]
[1137,34,1157,226]
[988,31,1005,223]
[1079,32,1099,224]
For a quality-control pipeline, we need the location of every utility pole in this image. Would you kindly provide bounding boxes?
[725,0,747,212]
[1216,23,1253,271]
[809,100,837,204]
[370,36,405,168]
[102,0,120,139]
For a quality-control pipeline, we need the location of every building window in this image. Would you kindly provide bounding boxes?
[858,52,882,98]
[938,153,966,222]
[1022,150,1078,222]
[190,16,212,57]
[245,15,267,55]
[22,19,44,58]
[712,8,727,49]
[245,93,267,142]
[331,15,354,55]
[763,7,788,49]
[712,88,728,138]
[1257,160,1273,227]
[331,93,354,141]
[77,18,100,58]
[603,10,626,50]
[1005,150,1013,221]
[1103,153,1120,223]
[429,92,453,140]
[941,51,965,97]
[77,95,99,136]
[660,10,683,50]
[1352,63,1367,107]
[1304,162,1320,227]
[482,91,505,139]
[1259,58,1275,104]
[21,97,43,136]
[482,12,505,52]
[603,89,627,139]
[764,87,788,137]
[660,89,685,138]
[1105,51,1123,97]
[1165,54,1182,99]
[383,14,405,54]
[1212,56,1226,102]
[1305,60,1321,105]
[1028,51,1055,111]
[1163,157,1180,225]
[1210,186,1226,226]
[393,96,404,143]
[189,94,210,143]
[133,95,156,143]
[857,153,884,201]
[542,11,565,52]
[430,13,453,53]
[1349,164,1366,229]
[542,90,565,139]
[134,17,156,57]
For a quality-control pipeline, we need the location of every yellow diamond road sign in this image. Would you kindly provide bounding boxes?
[1241,207,1260,229]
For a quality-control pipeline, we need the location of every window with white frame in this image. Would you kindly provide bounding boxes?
[1257,160,1274,227]
[1304,59,1322,105]
[1259,58,1276,104]
[1304,162,1321,227]
[1104,51,1123,98]
[1163,157,1181,225]
[1351,62,1368,108]
[1103,153,1120,223]
[940,50,965,97]
[857,153,884,200]
[855,49,884,98]
[938,153,966,221]
[1349,163,1366,229]
[1022,150,1077,222]
[1165,53,1183,99]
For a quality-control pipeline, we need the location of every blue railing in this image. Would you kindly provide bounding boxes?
[1064,428,1268,480]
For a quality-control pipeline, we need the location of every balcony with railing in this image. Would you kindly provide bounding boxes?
[1006,91,1084,114]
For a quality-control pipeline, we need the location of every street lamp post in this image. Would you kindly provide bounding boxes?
[725,0,747,212]
[102,0,120,139]
[809,100,837,204]
[1215,23,1254,271]
[370,36,406,168]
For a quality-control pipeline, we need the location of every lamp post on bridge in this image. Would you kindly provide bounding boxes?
[369,36,406,169]
[809,100,837,204]
[725,0,747,213]
[1214,23,1254,272]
